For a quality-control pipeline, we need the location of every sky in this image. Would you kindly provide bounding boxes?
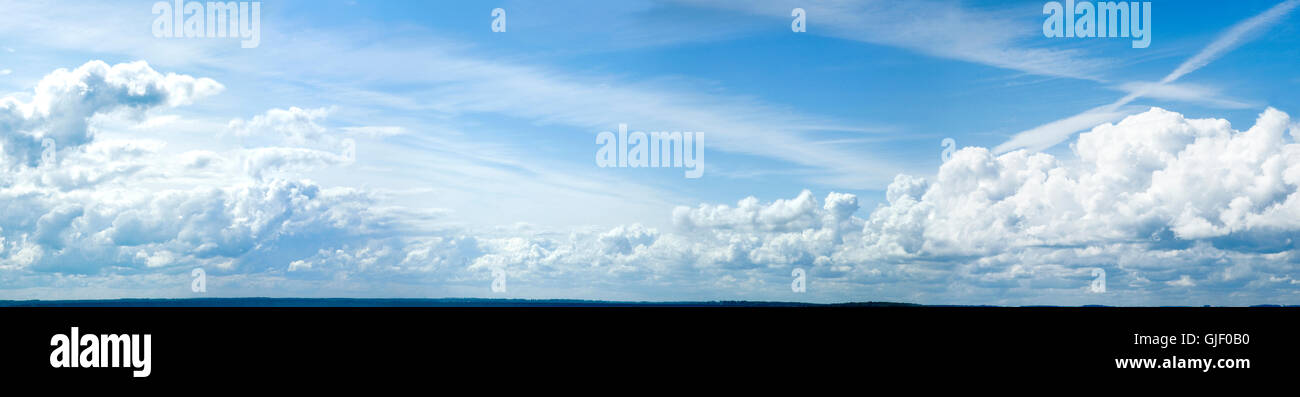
[2,0,1300,305]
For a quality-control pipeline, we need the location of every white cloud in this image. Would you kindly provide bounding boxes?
[672,189,824,232]
[1168,275,1197,287]
[1,60,222,167]
[919,108,1298,250]
[842,108,1300,301]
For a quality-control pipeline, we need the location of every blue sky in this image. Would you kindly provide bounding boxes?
[2,0,1300,305]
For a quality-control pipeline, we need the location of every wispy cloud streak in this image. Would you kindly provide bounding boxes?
[996,0,1300,153]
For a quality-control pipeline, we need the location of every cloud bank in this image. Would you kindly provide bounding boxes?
[3,61,1299,305]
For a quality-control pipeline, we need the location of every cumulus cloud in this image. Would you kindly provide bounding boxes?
[921,107,1299,248]
[845,107,1300,301]
[0,62,386,282]
[460,107,1300,304]
[1,60,222,168]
